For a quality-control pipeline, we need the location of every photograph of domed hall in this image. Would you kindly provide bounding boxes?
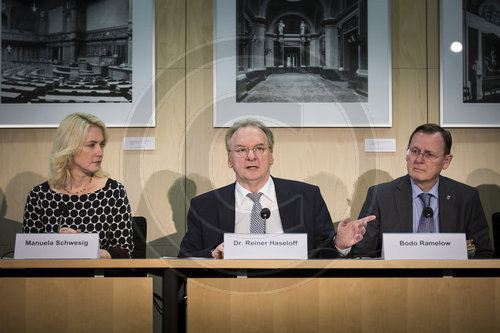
[1,0,134,104]
[214,0,391,127]
[236,0,368,104]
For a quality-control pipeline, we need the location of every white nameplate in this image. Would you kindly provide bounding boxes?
[224,233,308,259]
[382,233,467,260]
[14,233,100,259]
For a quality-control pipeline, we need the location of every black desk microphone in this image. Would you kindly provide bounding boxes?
[56,203,68,233]
[423,206,434,233]
[260,208,271,233]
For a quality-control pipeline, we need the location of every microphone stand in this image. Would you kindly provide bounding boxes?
[57,203,68,233]
[423,207,434,233]
[260,208,271,234]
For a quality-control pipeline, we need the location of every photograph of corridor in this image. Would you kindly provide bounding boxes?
[236,0,368,103]
[463,0,500,103]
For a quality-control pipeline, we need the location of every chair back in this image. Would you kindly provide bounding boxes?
[132,216,147,258]
[493,212,500,258]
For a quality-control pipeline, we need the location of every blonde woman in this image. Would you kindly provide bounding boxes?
[23,113,134,258]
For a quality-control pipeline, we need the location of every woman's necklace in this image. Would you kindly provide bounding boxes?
[64,176,93,195]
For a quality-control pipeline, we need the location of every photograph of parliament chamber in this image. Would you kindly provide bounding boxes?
[0,0,154,126]
[1,1,500,333]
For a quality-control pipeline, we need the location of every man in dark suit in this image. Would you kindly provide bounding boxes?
[354,124,493,258]
[179,119,375,258]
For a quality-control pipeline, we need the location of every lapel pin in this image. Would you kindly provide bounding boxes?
[446,195,451,200]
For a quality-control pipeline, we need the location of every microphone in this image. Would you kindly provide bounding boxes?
[423,207,434,233]
[260,208,271,233]
[57,203,68,233]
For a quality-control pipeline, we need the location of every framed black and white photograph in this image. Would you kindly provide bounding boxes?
[214,0,391,127]
[0,0,154,128]
[440,0,500,127]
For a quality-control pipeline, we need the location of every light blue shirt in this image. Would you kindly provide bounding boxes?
[411,178,440,233]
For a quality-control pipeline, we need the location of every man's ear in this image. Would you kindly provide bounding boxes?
[442,154,453,170]
[228,152,233,168]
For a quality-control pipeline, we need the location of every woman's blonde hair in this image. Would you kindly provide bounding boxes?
[48,113,109,187]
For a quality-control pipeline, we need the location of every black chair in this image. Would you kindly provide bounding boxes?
[132,216,147,259]
[493,212,500,258]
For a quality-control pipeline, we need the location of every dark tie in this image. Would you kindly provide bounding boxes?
[417,193,432,233]
[247,192,265,233]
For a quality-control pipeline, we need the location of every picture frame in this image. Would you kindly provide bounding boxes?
[440,0,500,128]
[213,0,391,128]
[0,0,155,128]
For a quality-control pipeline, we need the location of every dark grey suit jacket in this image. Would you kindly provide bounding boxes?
[354,175,493,258]
[178,177,338,258]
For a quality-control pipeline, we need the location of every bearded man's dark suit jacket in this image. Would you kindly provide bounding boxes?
[353,175,493,258]
[178,177,338,258]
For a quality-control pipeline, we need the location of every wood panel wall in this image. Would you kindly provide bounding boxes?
[0,0,499,258]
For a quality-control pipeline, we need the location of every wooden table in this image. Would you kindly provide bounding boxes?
[1,259,499,333]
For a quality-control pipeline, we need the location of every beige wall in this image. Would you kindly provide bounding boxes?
[1,0,499,257]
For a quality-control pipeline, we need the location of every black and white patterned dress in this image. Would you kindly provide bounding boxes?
[23,178,134,258]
